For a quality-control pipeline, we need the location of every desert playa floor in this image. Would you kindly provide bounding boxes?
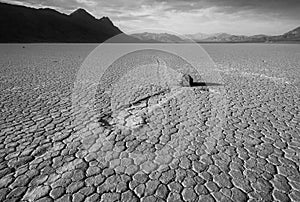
[0,44,299,202]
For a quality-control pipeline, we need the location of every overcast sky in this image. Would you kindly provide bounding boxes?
[2,0,300,35]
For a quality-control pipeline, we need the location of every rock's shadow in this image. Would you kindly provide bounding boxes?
[191,82,224,87]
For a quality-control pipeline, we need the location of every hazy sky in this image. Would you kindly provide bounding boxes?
[2,0,300,35]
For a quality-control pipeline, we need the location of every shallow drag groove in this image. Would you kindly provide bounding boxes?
[94,49,207,128]
[68,48,228,201]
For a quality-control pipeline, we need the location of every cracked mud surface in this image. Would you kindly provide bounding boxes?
[0,44,300,202]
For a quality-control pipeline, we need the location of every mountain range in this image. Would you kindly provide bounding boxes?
[131,32,186,43]
[131,28,300,43]
[0,2,138,43]
[0,2,299,43]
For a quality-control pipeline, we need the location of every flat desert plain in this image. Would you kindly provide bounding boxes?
[0,44,299,202]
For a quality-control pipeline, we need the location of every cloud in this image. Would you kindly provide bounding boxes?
[1,0,299,35]
[155,0,300,19]
[6,0,299,19]
[1,0,89,11]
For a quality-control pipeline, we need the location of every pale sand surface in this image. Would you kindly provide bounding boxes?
[0,44,299,202]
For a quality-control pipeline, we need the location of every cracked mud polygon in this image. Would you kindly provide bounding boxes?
[0,43,299,202]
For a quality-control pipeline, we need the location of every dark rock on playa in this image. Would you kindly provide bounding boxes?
[180,74,193,87]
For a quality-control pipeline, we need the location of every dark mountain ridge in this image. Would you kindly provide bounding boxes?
[0,2,132,43]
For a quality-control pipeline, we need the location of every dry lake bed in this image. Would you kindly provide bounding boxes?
[0,43,299,202]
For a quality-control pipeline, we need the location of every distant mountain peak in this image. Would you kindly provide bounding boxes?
[70,8,95,19]
[284,26,300,37]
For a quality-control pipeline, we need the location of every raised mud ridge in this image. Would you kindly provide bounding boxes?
[0,44,299,202]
